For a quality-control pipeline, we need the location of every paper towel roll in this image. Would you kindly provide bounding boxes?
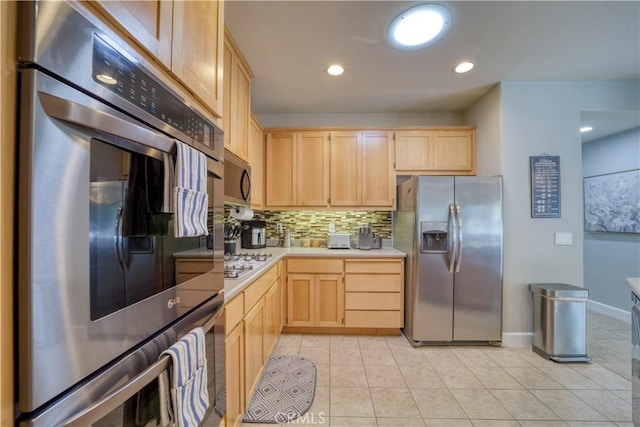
[230,206,254,220]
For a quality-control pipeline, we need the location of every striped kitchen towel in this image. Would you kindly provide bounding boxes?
[173,140,209,237]
[158,327,209,427]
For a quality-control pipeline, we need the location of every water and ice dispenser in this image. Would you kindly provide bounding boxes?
[420,221,448,253]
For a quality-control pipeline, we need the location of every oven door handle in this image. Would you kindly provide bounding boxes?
[60,308,223,426]
[39,90,224,178]
[39,91,176,154]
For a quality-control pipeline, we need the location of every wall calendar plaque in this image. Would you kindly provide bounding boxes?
[530,155,561,218]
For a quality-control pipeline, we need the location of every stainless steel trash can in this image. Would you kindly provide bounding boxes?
[529,283,591,362]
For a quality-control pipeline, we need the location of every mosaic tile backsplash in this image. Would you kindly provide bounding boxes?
[224,208,392,246]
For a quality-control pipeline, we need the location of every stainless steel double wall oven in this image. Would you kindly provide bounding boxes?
[16,2,225,425]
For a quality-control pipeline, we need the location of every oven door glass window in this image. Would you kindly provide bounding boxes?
[90,138,203,320]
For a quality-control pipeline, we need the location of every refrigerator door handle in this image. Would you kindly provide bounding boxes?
[455,203,463,273]
[448,203,457,272]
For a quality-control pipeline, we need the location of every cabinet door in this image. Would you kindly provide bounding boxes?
[222,42,233,151]
[297,131,329,207]
[264,283,279,358]
[244,300,265,398]
[278,269,286,333]
[394,130,434,172]
[315,274,344,327]
[330,131,361,206]
[94,1,173,67]
[287,274,314,326]
[232,60,251,161]
[249,116,265,210]
[225,323,244,427]
[171,1,224,117]
[433,130,475,173]
[266,132,297,206]
[361,131,394,208]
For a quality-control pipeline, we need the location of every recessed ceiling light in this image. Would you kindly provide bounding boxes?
[580,126,594,133]
[388,4,451,50]
[327,64,344,76]
[454,61,474,73]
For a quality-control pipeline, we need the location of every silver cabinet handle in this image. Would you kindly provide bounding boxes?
[455,203,463,273]
[448,203,457,272]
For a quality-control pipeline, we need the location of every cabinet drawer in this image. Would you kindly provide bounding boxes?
[345,310,402,328]
[244,266,277,312]
[225,294,245,334]
[287,258,343,274]
[344,259,403,274]
[345,274,402,292]
[175,259,213,273]
[345,292,401,310]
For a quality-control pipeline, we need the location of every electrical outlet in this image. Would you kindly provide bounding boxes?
[276,223,283,233]
[328,222,336,233]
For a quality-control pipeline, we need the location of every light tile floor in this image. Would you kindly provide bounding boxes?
[241,310,633,427]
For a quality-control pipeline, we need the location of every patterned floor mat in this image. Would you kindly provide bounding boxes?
[243,354,317,423]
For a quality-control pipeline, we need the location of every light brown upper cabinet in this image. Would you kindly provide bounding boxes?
[248,115,265,210]
[93,1,224,118]
[265,131,330,208]
[331,131,394,209]
[394,128,476,175]
[361,131,395,207]
[223,28,253,161]
[330,131,361,206]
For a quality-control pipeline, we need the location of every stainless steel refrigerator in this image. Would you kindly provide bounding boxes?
[394,176,503,344]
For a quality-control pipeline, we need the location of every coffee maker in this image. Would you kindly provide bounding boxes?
[241,220,266,249]
[358,224,373,250]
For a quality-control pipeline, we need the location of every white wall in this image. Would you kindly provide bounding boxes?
[582,127,640,315]
[496,81,640,345]
[464,84,502,176]
[256,112,464,128]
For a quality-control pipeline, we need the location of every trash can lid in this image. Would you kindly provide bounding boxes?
[529,283,589,298]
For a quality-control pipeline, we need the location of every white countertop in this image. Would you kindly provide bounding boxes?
[626,277,640,298]
[174,246,406,302]
[225,247,406,301]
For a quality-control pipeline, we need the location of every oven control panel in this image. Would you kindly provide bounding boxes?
[91,35,215,150]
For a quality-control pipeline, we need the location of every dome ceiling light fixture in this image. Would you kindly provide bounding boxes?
[387,4,452,50]
[454,61,475,73]
[327,64,344,76]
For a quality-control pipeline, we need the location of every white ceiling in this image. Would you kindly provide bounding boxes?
[225,1,640,134]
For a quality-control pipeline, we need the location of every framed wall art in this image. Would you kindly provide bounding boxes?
[530,155,561,218]
[583,169,640,233]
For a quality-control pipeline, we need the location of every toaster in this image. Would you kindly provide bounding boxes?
[327,233,351,249]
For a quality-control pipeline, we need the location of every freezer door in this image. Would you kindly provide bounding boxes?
[453,176,503,341]
[414,176,455,341]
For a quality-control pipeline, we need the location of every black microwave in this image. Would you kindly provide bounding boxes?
[224,149,251,205]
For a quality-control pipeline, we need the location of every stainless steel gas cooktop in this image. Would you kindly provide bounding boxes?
[223,252,273,279]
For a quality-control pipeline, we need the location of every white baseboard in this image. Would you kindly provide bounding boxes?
[502,332,532,348]
[587,300,631,324]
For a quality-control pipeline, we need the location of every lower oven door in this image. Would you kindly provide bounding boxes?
[20,292,225,427]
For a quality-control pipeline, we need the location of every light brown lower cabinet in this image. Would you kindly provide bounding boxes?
[223,263,283,427]
[285,257,405,330]
[344,259,404,328]
[224,320,244,427]
[286,258,344,327]
[244,299,265,399]
[264,282,279,358]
